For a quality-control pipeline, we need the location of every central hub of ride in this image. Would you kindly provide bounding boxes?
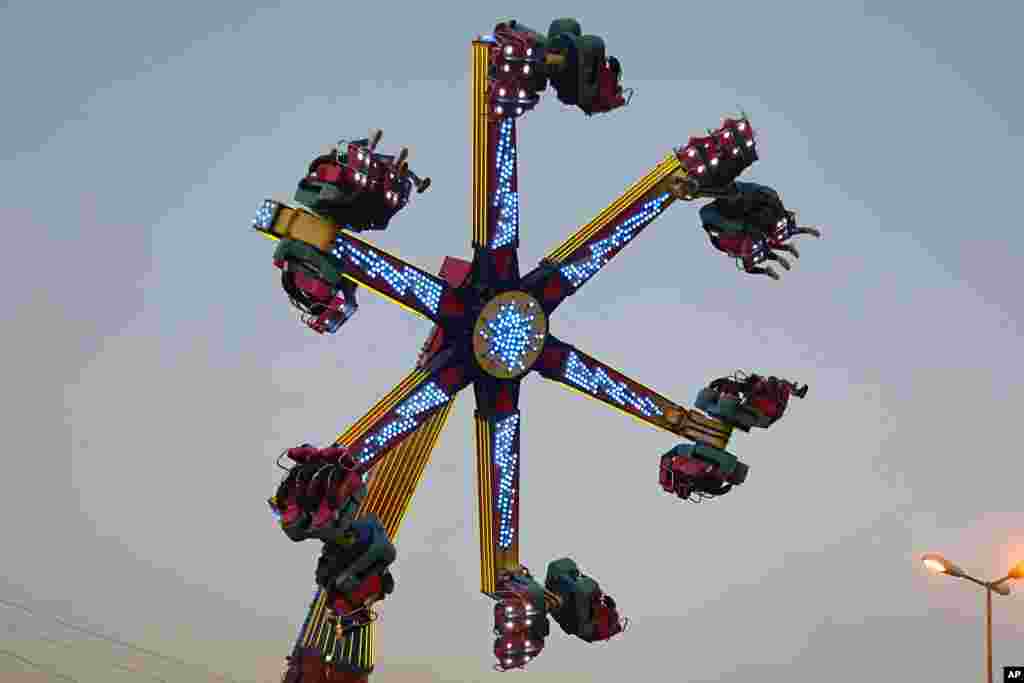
[472,291,548,379]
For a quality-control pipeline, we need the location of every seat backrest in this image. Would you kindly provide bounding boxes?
[548,17,582,39]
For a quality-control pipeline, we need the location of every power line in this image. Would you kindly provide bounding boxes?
[1,597,241,682]
[30,631,171,683]
[0,647,81,683]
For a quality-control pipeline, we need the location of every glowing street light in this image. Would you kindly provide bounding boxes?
[922,553,964,577]
[920,552,1021,683]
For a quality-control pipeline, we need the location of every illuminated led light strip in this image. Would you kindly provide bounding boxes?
[335,369,429,446]
[564,155,678,252]
[562,351,665,418]
[253,198,279,231]
[556,164,675,263]
[553,374,722,446]
[357,381,450,465]
[334,239,443,315]
[492,413,520,549]
[489,118,519,248]
[473,42,490,246]
[559,192,672,290]
[555,155,679,259]
[547,154,680,263]
[476,415,496,593]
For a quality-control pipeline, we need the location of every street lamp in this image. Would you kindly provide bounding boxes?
[920,553,1022,683]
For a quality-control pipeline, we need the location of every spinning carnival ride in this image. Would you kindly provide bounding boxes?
[251,18,822,682]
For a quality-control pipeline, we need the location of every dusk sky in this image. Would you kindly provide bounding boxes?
[3,0,1023,681]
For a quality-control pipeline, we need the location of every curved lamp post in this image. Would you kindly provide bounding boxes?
[921,553,1024,683]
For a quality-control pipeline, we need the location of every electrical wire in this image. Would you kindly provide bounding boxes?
[10,628,170,683]
[1,597,240,682]
[0,647,81,682]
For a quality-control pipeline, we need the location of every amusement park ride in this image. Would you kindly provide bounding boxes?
[251,18,822,682]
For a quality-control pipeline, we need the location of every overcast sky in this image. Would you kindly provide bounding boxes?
[3,0,1023,681]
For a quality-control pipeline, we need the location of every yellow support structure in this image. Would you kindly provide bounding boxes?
[679,409,734,450]
[474,414,497,594]
[474,412,523,594]
[472,41,491,247]
[334,368,430,447]
[358,401,454,539]
[302,399,455,674]
[545,344,733,451]
[258,202,340,252]
[259,204,441,322]
[545,154,683,264]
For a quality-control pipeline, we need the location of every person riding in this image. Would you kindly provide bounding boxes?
[700,182,821,279]
[544,558,625,643]
[696,371,808,430]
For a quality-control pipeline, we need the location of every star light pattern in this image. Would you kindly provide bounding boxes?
[492,413,520,549]
[254,199,280,231]
[559,192,672,290]
[333,239,444,315]
[479,302,544,373]
[490,118,519,249]
[562,351,664,418]
[358,381,450,464]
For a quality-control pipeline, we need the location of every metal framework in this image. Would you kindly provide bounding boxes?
[275,32,761,679]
